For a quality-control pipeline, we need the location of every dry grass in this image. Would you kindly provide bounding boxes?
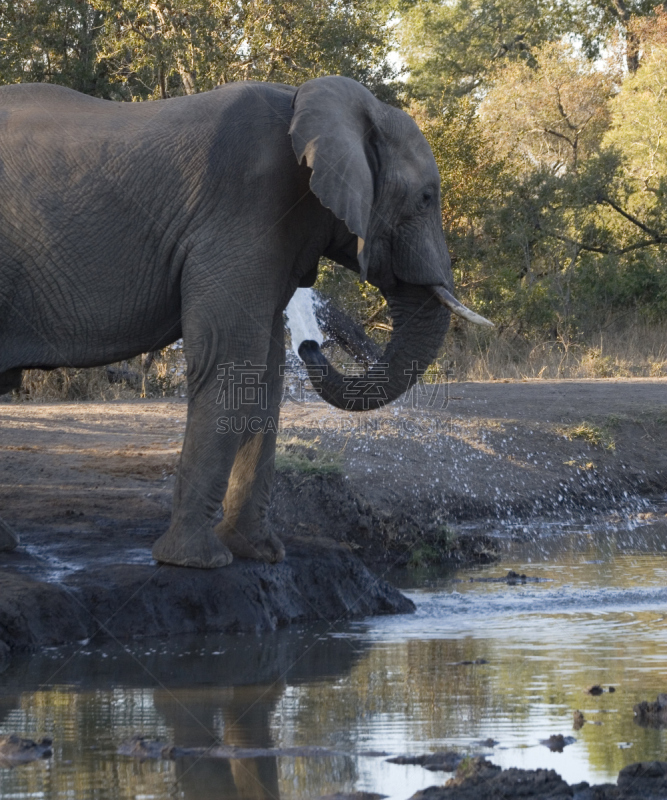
[6,320,667,403]
[445,320,667,381]
[12,345,187,402]
[560,422,616,451]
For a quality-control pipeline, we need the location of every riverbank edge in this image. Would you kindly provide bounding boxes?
[0,536,414,663]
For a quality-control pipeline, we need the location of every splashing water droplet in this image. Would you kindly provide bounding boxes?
[285,288,324,359]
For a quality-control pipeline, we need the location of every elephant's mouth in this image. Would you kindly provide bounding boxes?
[429,285,494,327]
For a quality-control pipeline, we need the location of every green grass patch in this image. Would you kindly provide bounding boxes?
[275,436,342,474]
[408,525,459,568]
[652,407,667,425]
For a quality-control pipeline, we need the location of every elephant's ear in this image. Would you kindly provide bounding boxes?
[289,76,381,283]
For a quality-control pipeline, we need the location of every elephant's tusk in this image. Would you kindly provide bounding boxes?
[430,286,495,328]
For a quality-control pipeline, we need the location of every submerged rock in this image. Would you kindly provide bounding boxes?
[118,735,360,761]
[540,734,576,752]
[118,737,177,760]
[462,570,543,584]
[387,752,464,772]
[0,734,52,766]
[317,795,387,800]
[633,694,667,727]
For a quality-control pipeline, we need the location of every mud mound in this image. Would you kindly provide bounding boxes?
[0,536,413,657]
[270,470,499,567]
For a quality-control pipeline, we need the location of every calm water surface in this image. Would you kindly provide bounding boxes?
[2,515,667,799]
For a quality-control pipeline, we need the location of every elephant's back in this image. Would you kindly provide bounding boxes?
[0,81,296,145]
[0,83,170,145]
[0,82,107,110]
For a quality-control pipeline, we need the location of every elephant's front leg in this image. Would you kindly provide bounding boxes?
[152,325,274,568]
[215,315,286,563]
[151,380,240,568]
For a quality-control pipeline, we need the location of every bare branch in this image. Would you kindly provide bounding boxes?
[601,195,667,241]
[543,128,574,148]
[548,230,667,255]
[555,86,577,132]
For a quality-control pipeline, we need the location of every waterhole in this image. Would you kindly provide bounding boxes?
[1,512,666,799]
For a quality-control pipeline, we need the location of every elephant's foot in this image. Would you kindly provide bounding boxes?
[216,525,285,563]
[0,518,19,552]
[152,527,233,569]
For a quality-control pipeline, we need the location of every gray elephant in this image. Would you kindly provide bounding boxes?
[0,76,490,568]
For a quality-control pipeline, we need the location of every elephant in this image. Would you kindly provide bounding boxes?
[0,76,491,568]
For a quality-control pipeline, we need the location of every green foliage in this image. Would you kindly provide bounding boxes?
[480,40,618,174]
[0,0,110,94]
[94,0,396,99]
[2,0,667,362]
[399,0,567,103]
[0,0,396,100]
[407,525,460,567]
[315,259,390,339]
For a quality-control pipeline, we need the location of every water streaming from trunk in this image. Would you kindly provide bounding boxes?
[284,288,323,359]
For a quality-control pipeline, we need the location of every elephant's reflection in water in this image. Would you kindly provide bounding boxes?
[154,682,283,800]
[0,626,366,799]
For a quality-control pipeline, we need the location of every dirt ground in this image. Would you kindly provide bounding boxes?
[1,379,666,570]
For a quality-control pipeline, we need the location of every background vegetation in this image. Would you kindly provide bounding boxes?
[1,0,666,395]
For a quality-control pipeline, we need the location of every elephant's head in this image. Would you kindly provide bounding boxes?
[289,76,491,411]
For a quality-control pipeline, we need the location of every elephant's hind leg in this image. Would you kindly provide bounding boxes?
[215,427,285,563]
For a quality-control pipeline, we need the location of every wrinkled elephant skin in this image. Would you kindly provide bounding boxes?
[0,77,456,567]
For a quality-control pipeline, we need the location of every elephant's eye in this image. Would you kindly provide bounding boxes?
[420,191,434,208]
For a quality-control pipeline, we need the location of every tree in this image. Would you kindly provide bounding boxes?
[568,0,659,72]
[0,0,109,94]
[479,40,618,174]
[604,10,667,211]
[398,0,571,103]
[0,0,396,101]
[94,0,396,100]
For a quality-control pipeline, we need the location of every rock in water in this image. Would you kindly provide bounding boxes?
[387,752,463,771]
[540,734,575,752]
[634,694,667,727]
[0,735,52,765]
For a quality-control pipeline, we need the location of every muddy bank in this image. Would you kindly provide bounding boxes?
[0,379,665,654]
[273,379,667,564]
[0,535,412,657]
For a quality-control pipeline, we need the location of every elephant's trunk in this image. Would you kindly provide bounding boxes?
[298,283,451,411]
